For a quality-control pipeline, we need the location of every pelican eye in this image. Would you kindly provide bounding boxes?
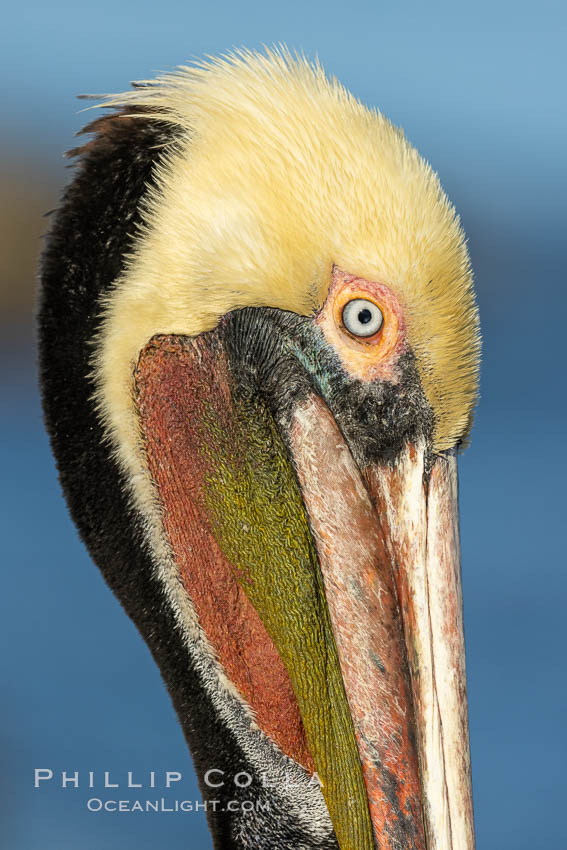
[341,298,384,338]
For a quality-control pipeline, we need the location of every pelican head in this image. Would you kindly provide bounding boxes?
[39,49,480,850]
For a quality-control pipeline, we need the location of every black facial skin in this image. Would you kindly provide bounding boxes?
[222,307,434,469]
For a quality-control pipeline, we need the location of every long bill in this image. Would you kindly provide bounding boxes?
[290,393,475,850]
[136,331,475,850]
[366,441,475,850]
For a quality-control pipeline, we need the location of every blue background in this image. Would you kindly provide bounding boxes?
[1,2,565,848]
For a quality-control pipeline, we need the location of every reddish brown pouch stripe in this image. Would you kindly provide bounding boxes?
[135,333,313,772]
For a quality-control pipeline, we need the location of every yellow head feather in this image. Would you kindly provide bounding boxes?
[95,47,480,455]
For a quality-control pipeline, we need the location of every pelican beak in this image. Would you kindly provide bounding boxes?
[365,443,475,850]
[136,313,475,850]
[289,395,475,850]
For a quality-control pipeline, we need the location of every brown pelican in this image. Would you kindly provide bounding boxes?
[39,49,480,850]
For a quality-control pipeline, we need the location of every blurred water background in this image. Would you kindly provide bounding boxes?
[1,2,565,848]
